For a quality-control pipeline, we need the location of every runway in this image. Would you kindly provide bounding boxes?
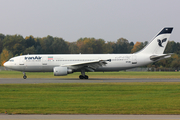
[0,78,180,84]
[0,114,180,120]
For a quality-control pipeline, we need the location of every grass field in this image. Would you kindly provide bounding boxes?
[0,71,180,78]
[0,71,180,114]
[0,83,180,114]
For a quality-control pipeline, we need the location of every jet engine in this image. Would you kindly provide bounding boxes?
[53,67,73,76]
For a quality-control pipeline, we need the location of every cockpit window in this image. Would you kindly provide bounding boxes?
[9,59,14,62]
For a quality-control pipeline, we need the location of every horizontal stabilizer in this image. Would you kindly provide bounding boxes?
[150,53,173,61]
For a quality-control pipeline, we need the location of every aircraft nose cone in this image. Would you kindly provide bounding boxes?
[3,62,7,66]
[3,62,9,67]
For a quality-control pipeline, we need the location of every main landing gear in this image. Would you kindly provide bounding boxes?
[79,75,88,79]
[23,72,27,79]
[79,69,89,79]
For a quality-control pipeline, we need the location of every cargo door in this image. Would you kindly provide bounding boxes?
[132,55,137,64]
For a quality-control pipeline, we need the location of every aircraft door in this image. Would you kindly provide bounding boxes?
[42,56,48,72]
[19,57,25,71]
[132,55,137,64]
[19,57,24,65]
[42,56,48,65]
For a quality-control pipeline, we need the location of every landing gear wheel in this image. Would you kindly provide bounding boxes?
[22,72,27,79]
[79,75,89,79]
[23,75,27,79]
[84,75,88,79]
[79,75,84,79]
[79,69,89,79]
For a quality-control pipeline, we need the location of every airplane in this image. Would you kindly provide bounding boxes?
[4,27,173,79]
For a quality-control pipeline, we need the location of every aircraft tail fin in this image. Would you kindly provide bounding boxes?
[137,27,173,54]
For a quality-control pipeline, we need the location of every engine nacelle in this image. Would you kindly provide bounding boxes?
[53,67,73,76]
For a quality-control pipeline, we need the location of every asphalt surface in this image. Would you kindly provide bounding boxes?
[0,114,180,120]
[0,78,180,84]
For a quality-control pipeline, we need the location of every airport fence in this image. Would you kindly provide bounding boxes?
[0,66,12,71]
[127,67,179,72]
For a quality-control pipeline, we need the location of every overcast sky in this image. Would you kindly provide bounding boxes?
[0,0,179,43]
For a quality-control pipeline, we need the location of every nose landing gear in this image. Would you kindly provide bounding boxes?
[23,72,27,79]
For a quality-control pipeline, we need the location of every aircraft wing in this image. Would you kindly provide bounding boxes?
[62,59,111,72]
[150,53,173,61]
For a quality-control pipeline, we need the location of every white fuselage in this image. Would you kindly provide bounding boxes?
[3,27,173,79]
[4,53,153,72]
[2,27,173,80]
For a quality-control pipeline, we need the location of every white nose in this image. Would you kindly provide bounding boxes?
[3,62,8,67]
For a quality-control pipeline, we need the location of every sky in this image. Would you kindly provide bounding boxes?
[0,0,179,43]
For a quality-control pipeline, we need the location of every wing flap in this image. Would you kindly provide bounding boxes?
[62,59,111,71]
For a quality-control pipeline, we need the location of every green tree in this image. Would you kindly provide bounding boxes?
[0,33,5,53]
[3,34,25,56]
[68,42,78,54]
[51,38,69,54]
[25,35,35,48]
[0,33,5,40]
[175,42,180,55]
[113,38,131,53]
[104,41,113,53]
[0,49,13,66]
[131,42,143,53]
[76,38,94,54]
[165,41,177,53]
[76,38,108,54]
[40,35,54,53]
[93,39,106,54]
[170,54,180,69]
[129,42,134,52]
[34,37,43,53]
[24,46,36,54]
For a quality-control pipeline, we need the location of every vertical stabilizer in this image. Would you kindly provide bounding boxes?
[137,27,173,54]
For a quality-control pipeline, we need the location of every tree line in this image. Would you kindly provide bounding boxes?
[0,33,180,70]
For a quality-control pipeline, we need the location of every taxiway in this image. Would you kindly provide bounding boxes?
[0,114,180,120]
[0,78,180,84]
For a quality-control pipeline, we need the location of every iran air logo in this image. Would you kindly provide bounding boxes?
[157,38,167,47]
